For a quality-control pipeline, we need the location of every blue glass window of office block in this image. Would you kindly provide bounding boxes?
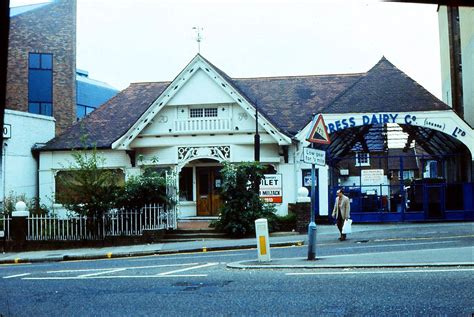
[29,53,40,68]
[29,102,40,114]
[29,69,52,102]
[41,103,52,116]
[77,105,86,119]
[41,54,52,69]
[86,106,95,115]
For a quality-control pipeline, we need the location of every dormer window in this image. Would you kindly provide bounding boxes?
[190,107,218,118]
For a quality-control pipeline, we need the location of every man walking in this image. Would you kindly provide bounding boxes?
[332,189,351,241]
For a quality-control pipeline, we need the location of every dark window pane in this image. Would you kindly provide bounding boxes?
[198,172,209,195]
[41,54,52,69]
[29,53,40,68]
[179,167,193,201]
[28,102,40,114]
[41,103,52,116]
[29,69,52,102]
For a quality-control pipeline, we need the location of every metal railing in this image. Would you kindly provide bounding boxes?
[26,204,175,241]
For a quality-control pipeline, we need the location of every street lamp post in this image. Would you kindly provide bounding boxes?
[307,143,317,260]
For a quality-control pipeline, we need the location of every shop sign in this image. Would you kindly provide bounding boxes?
[361,169,385,185]
[260,174,282,203]
[302,147,325,166]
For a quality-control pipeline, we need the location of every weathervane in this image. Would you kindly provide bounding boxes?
[192,26,203,54]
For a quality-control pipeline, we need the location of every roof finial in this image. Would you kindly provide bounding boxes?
[192,26,203,54]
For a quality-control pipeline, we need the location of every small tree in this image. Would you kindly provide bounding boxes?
[115,169,172,210]
[56,146,121,221]
[213,161,276,237]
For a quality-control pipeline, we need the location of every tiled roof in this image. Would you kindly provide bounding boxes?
[42,82,169,150]
[351,124,386,152]
[321,57,450,114]
[40,56,450,151]
[200,55,362,135]
[232,74,362,136]
[387,148,419,170]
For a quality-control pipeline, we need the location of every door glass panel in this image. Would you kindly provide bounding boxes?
[179,167,193,201]
[199,172,209,195]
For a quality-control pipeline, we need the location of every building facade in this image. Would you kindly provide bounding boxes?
[39,55,474,221]
[1,0,118,209]
[7,0,77,136]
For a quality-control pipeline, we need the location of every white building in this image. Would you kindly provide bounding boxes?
[38,54,474,222]
[1,110,55,205]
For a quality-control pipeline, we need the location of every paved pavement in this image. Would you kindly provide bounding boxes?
[1,222,473,268]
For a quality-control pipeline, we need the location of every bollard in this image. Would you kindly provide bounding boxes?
[255,218,271,262]
[307,222,317,260]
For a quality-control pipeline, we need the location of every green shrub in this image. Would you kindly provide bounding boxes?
[272,213,296,232]
[212,162,276,238]
[116,169,175,210]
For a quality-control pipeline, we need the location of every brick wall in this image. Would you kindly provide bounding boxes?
[6,0,77,135]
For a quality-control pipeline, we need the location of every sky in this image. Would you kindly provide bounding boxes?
[11,0,442,98]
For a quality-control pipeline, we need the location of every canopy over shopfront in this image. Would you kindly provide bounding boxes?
[297,58,473,221]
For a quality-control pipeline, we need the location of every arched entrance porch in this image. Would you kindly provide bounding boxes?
[176,148,227,218]
[316,110,474,222]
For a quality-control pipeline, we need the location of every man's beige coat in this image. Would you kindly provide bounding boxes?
[332,195,351,220]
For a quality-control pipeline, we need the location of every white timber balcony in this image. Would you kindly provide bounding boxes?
[174,118,232,133]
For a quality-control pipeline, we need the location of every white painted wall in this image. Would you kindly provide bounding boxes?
[438,6,474,128]
[1,110,55,205]
[39,149,132,213]
[438,6,452,107]
[167,69,235,105]
[460,7,474,127]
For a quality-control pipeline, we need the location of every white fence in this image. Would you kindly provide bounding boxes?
[1,214,11,240]
[26,204,176,241]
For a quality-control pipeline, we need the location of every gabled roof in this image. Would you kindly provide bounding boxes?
[43,82,169,150]
[321,57,450,114]
[41,55,451,151]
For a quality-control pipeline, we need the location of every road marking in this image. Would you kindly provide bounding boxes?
[3,273,31,279]
[285,268,474,276]
[128,253,244,262]
[158,262,219,276]
[23,274,208,280]
[78,268,127,278]
[47,262,199,274]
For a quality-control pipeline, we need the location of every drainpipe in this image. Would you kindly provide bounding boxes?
[31,144,44,210]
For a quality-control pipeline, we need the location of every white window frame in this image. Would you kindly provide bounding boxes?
[398,169,415,180]
[355,152,370,167]
[189,107,218,118]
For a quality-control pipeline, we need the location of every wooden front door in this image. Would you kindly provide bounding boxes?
[197,167,222,216]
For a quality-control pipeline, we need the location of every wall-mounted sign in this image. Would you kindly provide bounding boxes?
[260,174,282,203]
[361,169,385,185]
[3,124,11,139]
[302,147,326,166]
